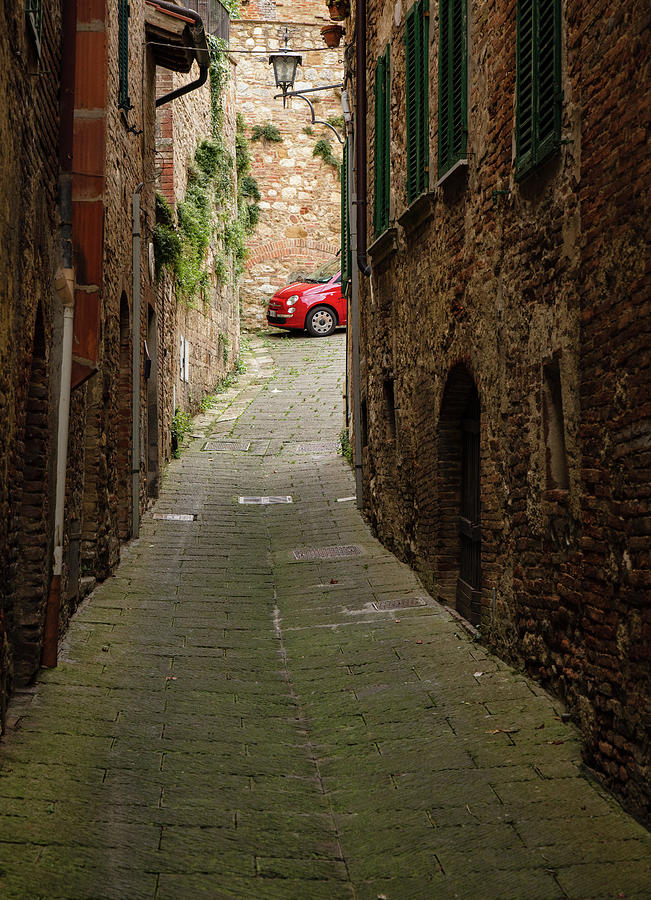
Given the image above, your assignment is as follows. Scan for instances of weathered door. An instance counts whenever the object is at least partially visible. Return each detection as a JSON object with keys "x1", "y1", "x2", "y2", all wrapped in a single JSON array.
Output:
[{"x1": 457, "y1": 393, "x2": 481, "y2": 625}]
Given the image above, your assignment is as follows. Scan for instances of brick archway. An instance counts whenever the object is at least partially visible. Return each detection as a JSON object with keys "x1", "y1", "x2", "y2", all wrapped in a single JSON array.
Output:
[{"x1": 246, "y1": 238, "x2": 339, "y2": 267}]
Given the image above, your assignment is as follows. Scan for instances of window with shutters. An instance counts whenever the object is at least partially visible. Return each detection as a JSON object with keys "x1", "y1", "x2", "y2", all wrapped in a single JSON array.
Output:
[
  {"x1": 341, "y1": 139, "x2": 352, "y2": 291},
  {"x1": 26, "y1": 0, "x2": 43, "y2": 55},
  {"x1": 438, "y1": 0, "x2": 467, "y2": 179},
  {"x1": 118, "y1": 0, "x2": 133, "y2": 111},
  {"x1": 516, "y1": 0, "x2": 562, "y2": 180},
  {"x1": 374, "y1": 47, "x2": 391, "y2": 237},
  {"x1": 405, "y1": 0, "x2": 429, "y2": 205}
]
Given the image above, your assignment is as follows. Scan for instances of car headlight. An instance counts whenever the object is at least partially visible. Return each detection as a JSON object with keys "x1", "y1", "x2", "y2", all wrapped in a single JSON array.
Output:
[{"x1": 287, "y1": 295, "x2": 299, "y2": 307}]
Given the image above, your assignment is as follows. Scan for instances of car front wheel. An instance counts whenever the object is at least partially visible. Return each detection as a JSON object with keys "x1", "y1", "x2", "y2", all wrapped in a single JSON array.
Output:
[{"x1": 306, "y1": 306, "x2": 336, "y2": 337}]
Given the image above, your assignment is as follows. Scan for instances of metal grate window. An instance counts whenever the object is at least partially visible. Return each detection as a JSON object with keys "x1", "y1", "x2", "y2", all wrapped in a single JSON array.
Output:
[
  {"x1": 516, "y1": 0, "x2": 562, "y2": 180},
  {"x1": 26, "y1": 0, "x2": 43, "y2": 55},
  {"x1": 118, "y1": 0, "x2": 132, "y2": 111},
  {"x1": 405, "y1": 0, "x2": 429, "y2": 205},
  {"x1": 438, "y1": 0, "x2": 467, "y2": 178},
  {"x1": 373, "y1": 46, "x2": 391, "y2": 237}
]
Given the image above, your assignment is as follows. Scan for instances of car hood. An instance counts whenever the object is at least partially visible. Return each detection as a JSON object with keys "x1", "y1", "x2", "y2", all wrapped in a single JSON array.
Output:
[{"x1": 272, "y1": 281, "x2": 333, "y2": 301}]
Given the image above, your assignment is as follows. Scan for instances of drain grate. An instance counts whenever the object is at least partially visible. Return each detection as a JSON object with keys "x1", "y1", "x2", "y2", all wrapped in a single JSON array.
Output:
[
  {"x1": 239, "y1": 496, "x2": 293, "y2": 505},
  {"x1": 374, "y1": 597, "x2": 427, "y2": 610},
  {"x1": 203, "y1": 439, "x2": 251, "y2": 452},
  {"x1": 152, "y1": 513, "x2": 197, "y2": 522},
  {"x1": 292, "y1": 441, "x2": 339, "y2": 453},
  {"x1": 292, "y1": 545, "x2": 363, "y2": 561}
]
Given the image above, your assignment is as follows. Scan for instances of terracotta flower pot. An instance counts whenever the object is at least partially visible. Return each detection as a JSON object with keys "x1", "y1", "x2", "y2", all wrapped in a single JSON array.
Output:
[
  {"x1": 320, "y1": 24, "x2": 344, "y2": 48},
  {"x1": 326, "y1": 0, "x2": 349, "y2": 22}
]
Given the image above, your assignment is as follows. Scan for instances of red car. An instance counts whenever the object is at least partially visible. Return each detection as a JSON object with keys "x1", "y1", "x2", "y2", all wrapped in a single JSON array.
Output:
[{"x1": 266, "y1": 257, "x2": 347, "y2": 337}]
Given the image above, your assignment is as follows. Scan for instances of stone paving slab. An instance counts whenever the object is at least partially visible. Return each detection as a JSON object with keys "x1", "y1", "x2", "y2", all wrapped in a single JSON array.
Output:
[{"x1": 0, "y1": 332, "x2": 649, "y2": 899}]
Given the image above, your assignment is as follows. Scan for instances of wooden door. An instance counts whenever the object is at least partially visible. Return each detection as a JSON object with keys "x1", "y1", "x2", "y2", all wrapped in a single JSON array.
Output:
[{"x1": 457, "y1": 393, "x2": 481, "y2": 625}]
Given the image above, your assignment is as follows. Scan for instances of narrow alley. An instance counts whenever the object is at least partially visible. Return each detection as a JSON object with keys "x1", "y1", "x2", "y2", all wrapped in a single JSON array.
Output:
[{"x1": 0, "y1": 333, "x2": 648, "y2": 899}]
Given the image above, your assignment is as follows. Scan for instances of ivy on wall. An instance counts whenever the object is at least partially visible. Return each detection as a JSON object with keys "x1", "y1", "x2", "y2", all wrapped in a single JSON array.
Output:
[{"x1": 153, "y1": 37, "x2": 260, "y2": 304}]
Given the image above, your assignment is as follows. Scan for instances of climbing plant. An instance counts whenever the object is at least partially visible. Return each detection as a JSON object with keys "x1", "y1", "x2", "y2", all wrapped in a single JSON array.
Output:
[
  {"x1": 251, "y1": 123, "x2": 283, "y2": 143},
  {"x1": 313, "y1": 138, "x2": 341, "y2": 179},
  {"x1": 153, "y1": 38, "x2": 260, "y2": 301}
]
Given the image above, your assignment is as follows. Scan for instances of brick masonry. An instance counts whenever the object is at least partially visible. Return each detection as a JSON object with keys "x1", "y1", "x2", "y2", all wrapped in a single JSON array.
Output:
[
  {"x1": 355, "y1": 0, "x2": 649, "y2": 819},
  {"x1": 231, "y1": 2, "x2": 344, "y2": 328},
  {"x1": 0, "y1": 0, "x2": 62, "y2": 707},
  {"x1": 0, "y1": 0, "x2": 240, "y2": 721},
  {"x1": 155, "y1": 59, "x2": 241, "y2": 461}
]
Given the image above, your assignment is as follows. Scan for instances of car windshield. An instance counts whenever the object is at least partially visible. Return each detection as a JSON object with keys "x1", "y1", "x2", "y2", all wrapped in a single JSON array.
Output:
[{"x1": 302, "y1": 257, "x2": 341, "y2": 283}]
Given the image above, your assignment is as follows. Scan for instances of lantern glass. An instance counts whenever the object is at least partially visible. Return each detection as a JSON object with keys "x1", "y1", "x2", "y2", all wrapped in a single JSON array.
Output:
[{"x1": 269, "y1": 51, "x2": 302, "y2": 92}]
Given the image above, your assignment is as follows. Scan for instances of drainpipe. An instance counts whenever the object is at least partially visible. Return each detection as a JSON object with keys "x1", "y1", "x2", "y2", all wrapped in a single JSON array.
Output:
[
  {"x1": 342, "y1": 90, "x2": 364, "y2": 508},
  {"x1": 355, "y1": 0, "x2": 370, "y2": 278},
  {"x1": 154, "y1": 6, "x2": 210, "y2": 108},
  {"x1": 42, "y1": 0, "x2": 78, "y2": 668},
  {"x1": 132, "y1": 184, "x2": 144, "y2": 538}
]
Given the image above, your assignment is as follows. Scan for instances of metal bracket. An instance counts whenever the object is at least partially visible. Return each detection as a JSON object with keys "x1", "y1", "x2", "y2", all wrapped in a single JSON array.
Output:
[{"x1": 274, "y1": 83, "x2": 345, "y2": 144}]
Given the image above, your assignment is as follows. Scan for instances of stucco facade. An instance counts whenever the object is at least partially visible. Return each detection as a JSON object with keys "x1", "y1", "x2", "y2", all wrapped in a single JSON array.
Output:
[{"x1": 347, "y1": 0, "x2": 649, "y2": 818}]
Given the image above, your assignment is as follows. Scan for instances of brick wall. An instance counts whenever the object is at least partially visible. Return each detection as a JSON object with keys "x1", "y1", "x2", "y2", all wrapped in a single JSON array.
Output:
[
  {"x1": 356, "y1": 0, "x2": 649, "y2": 818},
  {"x1": 0, "y1": 0, "x2": 62, "y2": 701},
  {"x1": 230, "y1": 4, "x2": 344, "y2": 328},
  {"x1": 155, "y1": 58, "x2": 241, "y2": 462}
]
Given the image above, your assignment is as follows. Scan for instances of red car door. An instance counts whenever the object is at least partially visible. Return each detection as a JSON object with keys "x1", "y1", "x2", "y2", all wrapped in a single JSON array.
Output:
[{"x1": 326, "y1": 273, "x2": 346, "y2": 325}]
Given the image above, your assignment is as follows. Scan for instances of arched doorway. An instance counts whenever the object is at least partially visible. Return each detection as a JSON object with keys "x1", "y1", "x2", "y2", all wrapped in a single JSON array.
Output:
[
  {"x1": 437, "y1": 365, "x2": 482, "y2": 626},
  {"x1": 146, "y1": 306, "x2": 159, "y2": 498}
]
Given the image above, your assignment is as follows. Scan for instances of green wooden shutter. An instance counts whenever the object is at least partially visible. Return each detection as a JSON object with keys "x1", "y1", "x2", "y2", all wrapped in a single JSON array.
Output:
[
  {"x1": 536, "y1": 0, "x2": 562, "y2": 161},
  {"x1": 374, "y1": 47, "x2": 391, "y2": 236},
  {"x1": 118, "y1": 0, "x2": 132, "y2": 111},
  {"x1": 406, "y1": 1, "x2": 429, "y2": 205},
  {"x1": 516, "y1": 0, "x2": 561, "y2": 179},
  {"x1": 341, "y1": 140, "x2": 351, "y2": 290},
  {"x1": 516, "y1": 0, "x2": 535, "y2": 175},
  {"x1": 417, "y1": 0, "x2": 429, "y2": 196},
  {"x1": 26, "y1": 0, "x2": 43, "y2": 54},
  {"x1": 438, "y1": 0, "x2": 467, "y2": 177}
]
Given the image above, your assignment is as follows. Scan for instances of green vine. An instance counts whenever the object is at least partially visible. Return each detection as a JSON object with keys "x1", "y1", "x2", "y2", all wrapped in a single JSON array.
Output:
[
  {"x1": 313, "y1": 138, "x2": 341, "y2": 179},
  {"x1": 251, "y1": 123, "x2": 283, "y2": 143},
  {"x1": 154, "y1": 38, "x2": 260, "y2": 298}
]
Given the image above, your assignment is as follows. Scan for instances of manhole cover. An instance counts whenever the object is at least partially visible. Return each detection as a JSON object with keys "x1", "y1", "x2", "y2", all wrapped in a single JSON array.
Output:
[
  {"x1": 203, "y1": 439, "x2": 251, "y2": 452},
  {"x1": 292, "y1": 442, "x2": 339, "y2": 453},
  {"x1": 152, "y1": 513, "x2": 197, "y2": 522},
  {"x1": 239, "y1": 496, "x2": 293, "y2": 505},
  {"x1": 292, "y1": 545, "x2": 363, "y2": 561},
  {"x1": 374, "y1": 597, "x2": 427, "y2": 610}
]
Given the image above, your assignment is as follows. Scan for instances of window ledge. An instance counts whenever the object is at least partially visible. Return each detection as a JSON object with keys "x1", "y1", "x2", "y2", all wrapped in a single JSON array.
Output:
[
  {"x1": 368, "y1": 227, "x2": 398, "y2": 272},
  {"x1": 436, "y1": 158, "x2": 469, "y2": 188},
  {"x1": 397, "y1": 192, "x2": 435, "y2": 236}
]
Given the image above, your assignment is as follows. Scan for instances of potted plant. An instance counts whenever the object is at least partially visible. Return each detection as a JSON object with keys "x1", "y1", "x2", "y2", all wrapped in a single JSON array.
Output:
[
  {"x1": 320, "y1": 23, "x2": 344, "y2": 47},
  {"x1": 325, "y1": 0, "x2": 349, "y2": 21}
]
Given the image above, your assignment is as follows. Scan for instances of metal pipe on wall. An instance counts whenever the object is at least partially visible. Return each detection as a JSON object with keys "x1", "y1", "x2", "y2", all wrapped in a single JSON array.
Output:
[
  {"x1": 342, "y1": 90, "x2": 364, "y2": 508},
  {"x1": 132, "y1": 184, "x2": 144, "y2": 538},
  {"x1": 42, "y1": 0, "x2": 78, "y2": 668}
]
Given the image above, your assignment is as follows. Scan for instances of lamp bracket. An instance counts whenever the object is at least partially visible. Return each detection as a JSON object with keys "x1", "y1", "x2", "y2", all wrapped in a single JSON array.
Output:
[{"x1": 274, "y1": 83, "x2": 345, "y2": 144}]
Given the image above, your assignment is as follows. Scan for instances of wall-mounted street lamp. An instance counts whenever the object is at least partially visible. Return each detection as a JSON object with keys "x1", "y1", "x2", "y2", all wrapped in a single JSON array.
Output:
[
  {"x1": 268, "y1": 27, "x2": 343, "y2": 142},
  {"x1": 269, "y1": 28, "x2": 303, "y2": 107}
]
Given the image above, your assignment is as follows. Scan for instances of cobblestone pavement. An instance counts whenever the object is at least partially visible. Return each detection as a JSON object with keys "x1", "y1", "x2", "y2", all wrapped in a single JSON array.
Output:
[{"x1": 1, "y1": 332, "x2": 649, "y2": 899}]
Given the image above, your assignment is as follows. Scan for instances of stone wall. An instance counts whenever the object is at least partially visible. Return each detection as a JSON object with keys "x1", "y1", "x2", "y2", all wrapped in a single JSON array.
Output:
[
  {"x1": 356, "y1": 0, "x2": 649, "y2": 818},
  {"x1": 231, "y1": 4, "x2": 344, "y2": 328},
  {"x1": 155, "y1": 58, "x2": 241, "y2": 464},
  {"x1": 0, "y1": 0, "x2": 63, "y2": 706}
]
